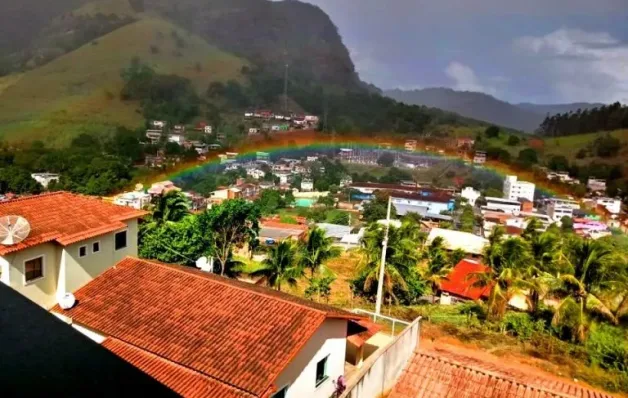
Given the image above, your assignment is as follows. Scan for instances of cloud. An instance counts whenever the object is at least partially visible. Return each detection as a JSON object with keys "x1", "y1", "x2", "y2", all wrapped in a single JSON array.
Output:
[
  {"x1": 515, "y1": 28, "x2": 628, "y2": 103},
  {"x1": 445, "y1": 62, "x2": 497, "y2": 95}
]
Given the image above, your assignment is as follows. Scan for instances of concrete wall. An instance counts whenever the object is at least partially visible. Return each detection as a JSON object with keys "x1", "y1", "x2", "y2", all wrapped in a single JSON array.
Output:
[
  {"x1": 341, "y1": 318, "x2": 420, "y2": 398},
  {"x1": 274, "y1": 319, "x2": 348, "y2": 398}
]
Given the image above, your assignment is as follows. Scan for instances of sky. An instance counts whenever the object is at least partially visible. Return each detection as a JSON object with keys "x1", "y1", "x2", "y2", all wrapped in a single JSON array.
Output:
[{"x1": 296, "y1": 0, "x2": 628, "y2": 104}]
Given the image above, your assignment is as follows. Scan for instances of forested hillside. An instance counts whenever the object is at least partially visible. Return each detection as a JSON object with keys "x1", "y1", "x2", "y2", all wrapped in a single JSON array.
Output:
[{"x1": 538, "y1": 102, "x2": 628, "y2": 136}]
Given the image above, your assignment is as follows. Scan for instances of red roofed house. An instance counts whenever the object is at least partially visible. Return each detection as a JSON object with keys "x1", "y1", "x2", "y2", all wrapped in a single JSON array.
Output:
[
  {"x1": 0, "y1": 192, "x2": 146, "y2": 308},
  {"x1": 52, "y1": 257, "x2": 368, "y2": 398},
  {"x1": 439, "y1": 259, "x2": 491, "y2": 301}
]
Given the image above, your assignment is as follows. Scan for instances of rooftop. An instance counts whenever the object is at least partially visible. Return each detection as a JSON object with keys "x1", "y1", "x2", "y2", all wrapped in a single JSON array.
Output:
[
  {"x1": 426, "y1": 228, "x2": 488, "y2": 256},
  {"x1": 391, "y1": 191, "x2": 453, "y2": 204},
  {"x1": 0, "y1": 192, "x2": 147, "y2": 255},
  {"x1": 52, "y1": 257, "x2": 363, "y2": 398},
  {"x1": 440, "y1": 259, "x2": 491, "y2": 301}
]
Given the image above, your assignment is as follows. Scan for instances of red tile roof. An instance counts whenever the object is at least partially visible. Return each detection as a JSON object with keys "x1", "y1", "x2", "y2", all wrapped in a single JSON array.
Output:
[
  {"x1": 390, "y1": 347, "x2": 614, "y2": 398},
  {"x1": 0, "y1": 192, "x2": 147, "y2": 255},
  {"x1": 347, "y1": 320, "x2": 382, "y2": 348},
  {"x1": 440, "y1": 260, "x2": 491, "y2": 301},
  {"x1": 53, "y1": 257, "x2": 362, "y2": 397}
]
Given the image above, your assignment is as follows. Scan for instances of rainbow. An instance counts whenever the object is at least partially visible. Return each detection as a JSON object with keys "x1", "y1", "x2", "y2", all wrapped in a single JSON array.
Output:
[{"x1": 144, "y1": 131, "x2": 569, "y2": 197}]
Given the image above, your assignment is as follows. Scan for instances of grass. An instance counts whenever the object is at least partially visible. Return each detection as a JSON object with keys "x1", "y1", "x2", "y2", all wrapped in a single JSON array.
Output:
[
  {"x1": 543, "y1": 129, "x2": 628, "y2": 162},
  {"x1": 0, "y1": 18, "x2": 247, "y2": 146}
]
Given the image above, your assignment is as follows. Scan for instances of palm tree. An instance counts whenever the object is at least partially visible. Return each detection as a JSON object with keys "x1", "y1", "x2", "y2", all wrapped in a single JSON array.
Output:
[
  {"x1": 301, "y1": 227, "x2": 341, "y2": 278},
  {"x1": 419, "y1": 237, "x2": 451, "y2": 303},
  {"x1": 151, "y1": 191, "x2": 189, "y2": 225},
  {"x1": 357, "y1": 222, "x2": 421, "y2": 303},
  {"x1": 551, "y1": 238, "x2": 622, "y2": 342},
  {"x1": 251, "y1": 240, "x2": 304, "y2": 292}
]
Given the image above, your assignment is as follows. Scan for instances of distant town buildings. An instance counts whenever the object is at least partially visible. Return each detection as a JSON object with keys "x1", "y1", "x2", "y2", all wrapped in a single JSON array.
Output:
[{"x1": 503, "y1": 175, "x2": 535, "y2": 202}]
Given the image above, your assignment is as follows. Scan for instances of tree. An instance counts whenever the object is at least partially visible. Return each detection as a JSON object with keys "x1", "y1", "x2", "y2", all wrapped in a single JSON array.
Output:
[
  {"x1": 251, "y1": 240, "x2": 303, "y2": 291},
  {"x1": 485, "y1": 125, "x2": 500, "y2": 138},
  {"x1": 459, "y1": 205, "x2": 475, "y2": 232},
  {"x1": 362, "y1": 191, "x2": 396, "y2": 223},
  {"x1": 377, "y1": 152, "x2": 395, "y2": 167},
  {"x1": 0, "y1": 167, "x2": 42, "y2": 194},
  {"x1": 419, "y1": 237, "x2": 451, "y2": 302},
  {"x1": 300, "y1": 227, "x2": 341, "y2": 278},
  {"x1": 548, "y1": 155, "x2": 569, "y2": 172},
  {"x1": 150, "y1": 191, "x2": 190, "y2": 225},
  {"x1": 256, "y1": 189, "x2": 286, "y2": 215},
  {"x1": 200, "y1": 200, "x2": 260, "y2": 276},
  {"x1": 305, "y1": 275, "x2": 336, "y2": 302},
  {"x1": 517, "y1": 148, "x2": 539, "y2": 166},
  {"x1": 507, "y1": 135, "x2": 520, "y2": 146}
]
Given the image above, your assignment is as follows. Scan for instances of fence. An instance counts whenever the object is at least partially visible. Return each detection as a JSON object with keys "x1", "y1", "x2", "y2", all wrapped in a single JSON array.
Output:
[{"x1": 341, "y1": 311, "x2": 421, "y2": 398}]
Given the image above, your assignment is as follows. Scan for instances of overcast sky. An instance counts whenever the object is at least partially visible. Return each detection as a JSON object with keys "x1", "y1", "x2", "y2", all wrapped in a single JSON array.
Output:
[{"x1": 296, "y1": 0, "x2": 628, "y2": 104}]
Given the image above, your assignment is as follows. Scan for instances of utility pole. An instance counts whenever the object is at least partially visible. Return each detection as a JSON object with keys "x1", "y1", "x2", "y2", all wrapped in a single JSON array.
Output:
[{"x1": 375, "y1": 195, "x2": 392, "y2": 315}]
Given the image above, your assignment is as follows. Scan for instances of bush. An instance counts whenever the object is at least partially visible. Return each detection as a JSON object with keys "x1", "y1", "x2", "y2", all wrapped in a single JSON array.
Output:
[
  {"x1": 500, "y1": 312, "x2": 545, "y2": 341},
  {"x1": 507, "y1": 135, "x2": 520, "y2": 146},
  {"x1": 485, "y1": 125, "x2": 500, "y2": 138},
  {"x1": 586, "y1": 324, "x2": 628, "y2": 373}
]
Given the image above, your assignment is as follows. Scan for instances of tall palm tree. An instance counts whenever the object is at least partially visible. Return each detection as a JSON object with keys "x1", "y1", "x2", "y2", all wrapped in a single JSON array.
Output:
[
  {"x1": 151, "y1": 191, "x2": 189, "y2": 225},
  {"x1": 251, "y1": 240, "x2": 303, "y2": 292},
  {"x1": 551, "y1": 238, "x2": 622, "y2": 342},
  {"x1": 419, "y1": 236, "x2": 451, "y2": 303},
  {"x1": 301, "y1": 227, "x2": 341, "y2": 278},
  {"x1": 357, "y1": 222, "x2": 421, "y2": 303}
]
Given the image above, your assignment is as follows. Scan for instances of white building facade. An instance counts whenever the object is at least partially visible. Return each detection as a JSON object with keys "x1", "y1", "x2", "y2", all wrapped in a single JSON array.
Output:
[
  {"x1": 503, "y1": 175, "x2": 535, "y2": 202},
  {"x1": 460, "y1": 187, "x2": 481, "y2": 207}
]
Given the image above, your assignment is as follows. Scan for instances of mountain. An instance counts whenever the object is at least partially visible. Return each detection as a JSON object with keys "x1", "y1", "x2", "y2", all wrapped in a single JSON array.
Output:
[
  {"x1": 516, "y1": 102, "x2": 605, "y2": 116},
  {"x1": 385, "y1": 87, "x2": 604, "y2": 133}
]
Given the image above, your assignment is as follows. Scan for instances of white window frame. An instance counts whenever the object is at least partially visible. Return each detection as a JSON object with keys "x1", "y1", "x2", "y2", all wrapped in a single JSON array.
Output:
[
  {"x1": 114, "y1": 230, "x2": 128, "y2": 251},
  {"x1": 315, "y1": 355, "x2": 330, "y2": 388},
  {"x1": 78, "y1": 245, "x2": 88, "y2": 258},
  {"x1": 92, "y1": 241, "x2": 101, "y2": 254},
  {"x1": 23, "y1": 255, "x2": 45, "y2": 286}
]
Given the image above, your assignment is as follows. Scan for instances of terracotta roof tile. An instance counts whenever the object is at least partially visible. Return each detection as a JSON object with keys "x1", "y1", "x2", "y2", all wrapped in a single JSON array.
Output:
[
  {"x1": 440, "y1": 260, "x2": 492, "y2": 301},
  {"x1": 0, "y1": 192, "x2": 147, "y2": 255},
  {"x1": 390, "y1": 348, "x2": 615, "y2": 398},
  {"x1": 53, "y1": 257, "x2": 361, "y2": 397}
]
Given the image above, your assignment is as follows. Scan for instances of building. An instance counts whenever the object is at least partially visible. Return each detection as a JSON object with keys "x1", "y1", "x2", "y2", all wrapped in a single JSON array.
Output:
[
  {"x1": 113, "y1": 191, "x2": 151, "y2": 210},
  {"x1": 340, "y1": 175, "x2": 353, "y2": 188},
  {"x1": 391, "y1": 192, "x2": 454, "y2": 215},
  {"x1": 0, "y1": 283, "x2": 176, "y2": 397},
  {"x1": 301, "y1": 179, "x2": 314, "y2": 192},
  {"x1": 426, "y1": 228, "x2": 488, "y2": 256},
  {"x1": 440, "y1": 259, "x2": 490, "y2": 301},
  {"x1": 503, "y1": 175, "x2": 535, "y2": 202},
  {"x1": 52, "y1": 257, "x2": 368, "y2": 398},
  {"x1": 0, "y1": 192, "x2": 146, "y2": 308},
  {"x1": 547, "y1": 202, "x2": 574, "y2": 222},
  {"x1": 473, "y1": 151, "x2": 486, "y2": 164},
  {"x1": 145, "y1": 129, "x2": 163, "y2": 143},
  {"x1": 484, "y1": 196, "x2": 522, "y2": 215},
  {"x1": 168, "y1": 134, "x2": 184, "y2": 145},
  {"x1": 596, "y1": 197, "x2": 622, "y2": 214},
  {"x1": 460, "y1": 187, "x2": 481, "y2": 206},
  {"x1": 276, "y1": 172, "x2": 291, "y2": 185},
  {"x1": 259, "y1": 221, "x2": 308, "y2": 243},
  {"x1": 547, "y1": 197, "x2": 580, "y2": 210},
  {"x1": 257, "y1": 151, "x2": 271, "y2": 162},
  {"x1": 315, "y1": 223, "x2": 353, "y2": 242},
  {"x1": 247, "y1": 168, "x2": 266, "y2": 180},
  {"x1": 404, "y1": 140, "x2": 417, "y2": 152},
  {"x1": 587, "y1": 178, "x2": 607, "y2": 193},
  {"x1": 148, "y1": 181, "x2": 180, "y2": 196},
  {"x1": 31, "y1": 173, "x2": 60, "y2": 188}
]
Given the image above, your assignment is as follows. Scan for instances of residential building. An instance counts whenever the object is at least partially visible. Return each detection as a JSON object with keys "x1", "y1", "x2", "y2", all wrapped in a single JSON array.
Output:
[
  {"x1": 460, "y1": 187, "x2": 481, "y2": 206},
  {"x1": 588, "y1": 178, "x2": 607, "y2": 192},
  {"x1": 547, "y1": 197, "x2": 580, "y2": 210},
  {"x1": 173, "y1": 124, "x2": 185, "y2": 133},
  {"x1": 315, "y1": 223, "x2": 353, "y2": 242},
  {"x1": 547, "y1": 202, "x2": 574, "y2": 222},
  {"x1": 391, "y1": 192, "x2": 454, "y2": 215},
  {"x1": 596, "y1": 197, "x2": 622, "y2": 214},
  {"x1": 249, "y1": 128, "x2": 260, "y2": 135},
  {"x1": 503, "y1": 175, "x2": 535, "y2": 202},
  {"x1": 0, "y1": 283, "x2": 175, "y2": 397},
  {"x1": 439, "y1": 259, "x2": 490, "y2": 302},
  {"x1": 204, "y1": 125, "x2": 212, "y2": 134},
  {"x1": 340, "y1": 175, "x2": 353, "y2": 188},
  {"x1": 306, "y1": 155, "x2": 319, "y2": 162},
  {"x1": 456, "y1": 138, "x2": 475, "y2": 148},
  {"x1": 473, "y1": 151, "x2": 486, "y2": 164},
  {"x1": 484, "y1": 196, "x2": 522, "y2": 214},
  {"x1": 426, "y1": 228, "x2": 488, "y2": 256},
  {"x1": 404, "y1": 140, "x2": 417, "y2": 152},
  {"x1": 52, "y1": 257, "x2": 368, "y2": 398},
  {"x1": 168, "y1": 133, "x2": 184, "y2": 145},
  {"x1": 247, "y1": 168, "x2": 266, "y2": 180},
  {"x1": 0, "y1": 192, "x2": 145, "y2": 308},
  {"x1": 150, "y1": 120, "x2": 167, "y2": 129},
  {"x1": 31, "y1": 172, "x2": 60, "y2": 188},
  {"x1": 276, "y1": 172, "x2": 291, "y2": 185},
  {"x1": 257, "y1": 151, "x2": 270, "y2": 162},
  {"x1": 113, "y1": 191, "x2": 151, "y2": 210},
  {"x1": 301, "y1": 179, "x2": 314, "y2": 192},
  {"x1": 259, "y1": 221, "x2": 309, "y2": 243},
  {"x1": 145, "y1": 130, "x2": 163, "y2": 144},
  {"x1": 148, "y1": 181, "x2": 179, "y2": 196}
]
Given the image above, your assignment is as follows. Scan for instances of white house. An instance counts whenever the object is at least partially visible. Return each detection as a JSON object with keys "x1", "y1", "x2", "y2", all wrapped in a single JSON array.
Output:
[
  {"x1": 52, "y1": 257, "x2": 368, "y2": 398},
  {"x1": 113, "y1": 191, "x2": 151, "y2": 210},
  {"x1": 276, "y1": 172, "x2": 291, "y2": 185},
  {"x1": 460, "y1": 187, "x2": 481, "y2": 207},
  {"x1": 596, "y1": 197, "x2": 622, "y2": 214},
  {"x1": 426, "y1": 228, "x2": 488, "y2": 256},
  {"x1": 301, "y1": 179, "x2": 314, "y2": 192},
  {"x1": 249, "y1": 128, "x2": 259, "y2": 135},
  {"x1": 473, "y1": 151, "x2": 487, "y2": 165},
  {"x1": 390, "y1": 192, "x2": 454, "y2": 215},
  {"x1": 484, "y1": 196, "x2": 522, "y2": 215},
  {"x1": 168, "y1": 134, "x2": 184, "y2": 145},
  {"x1": 547, "y1": 202, "x2": 574, "y2": 222},
  {"x1": 587, "y1": 178, "x2": 607, "y2": 193},
  {"x1": 503, "y1": 175, "x2": 535, "y2": 202},
  {"x1": 204, "y1": 125, "x2": 212, "y2": 134},
  {"x1": 404, "y1": 140, "x2": 417, "y2": 152},
  {"x1": 150, "y1": 120, "x2": 166, "y2": 129},
  {"x1": 0, "y1": 192, "x2": 145, "y2": 309},
  {"x1": 247, "y1": 168, "x2": 266, "y2": 180},
  {"x1": 31, "y1": 173, "x2": 60, "y2": 188}
]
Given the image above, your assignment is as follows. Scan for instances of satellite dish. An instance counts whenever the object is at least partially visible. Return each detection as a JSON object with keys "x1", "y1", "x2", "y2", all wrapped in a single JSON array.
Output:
[
  {"x1": 58, "y1": 293, "x2": 76, "y2": 310},
  {"x1": 0, "y1": 216, "x2": 31, "y2": 246},
  {"x1": 195, "y1": 256, "x2": 214, "y2": 273}
]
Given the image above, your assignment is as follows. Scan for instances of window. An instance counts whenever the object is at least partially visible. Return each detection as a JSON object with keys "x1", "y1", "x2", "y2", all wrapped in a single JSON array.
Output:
[
  {"x1": 92, "y1": 241, "x2": 100, "y2": 254},
  {"x1": 24, "y1": 256, "x2": 44, "y2": 283},
  {"x1": 315, "y1": 356, "x2": 328, "y2": 387},
  {"x1": 79, "y1": 245, "x2": 87, "y2": 258},
  {"x1": 271, "y1": 386, "x2": 288, "y2": 398},
  {"x1": 114, "y1": 231, "x2": 127, "y2": 251}
]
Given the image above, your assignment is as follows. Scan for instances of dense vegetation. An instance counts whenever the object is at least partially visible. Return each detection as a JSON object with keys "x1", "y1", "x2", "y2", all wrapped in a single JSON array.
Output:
[{"x1": 539, "y1": 102, "x2": 628, "y2": 136}]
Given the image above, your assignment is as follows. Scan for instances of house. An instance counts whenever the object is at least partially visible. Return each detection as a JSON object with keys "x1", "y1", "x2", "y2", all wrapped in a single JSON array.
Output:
[
  {"x1": 316, "y1": 223, "x2": 353, "y2": 242},
  {"x1": 113, "y1": 191, "x2": 151, "y2": 210},
  {"x1": 244, "y1": 111, "x2": 254, "y2": 118},
  {"x1": 473, "y1": 151, "x2": 486, "y2": 164},
  {"x1": 247, "y1": 168, "x2": 266, "y2": 180},
  {"x1": 389, "y1": 345, "x2": 614, "y2": 398},
  {"x1": 483, "y1": 196, "x2": 522, "y2": 215},
  {"x1": 173, "y1": 124, "x2": 186, "y2": 133},
  {"x1": 547, "y1": 201, "x2": 574, "y2": 222},
  {"x1": 145, "y1": 154, "x2": 165, "y2": 168},
  {"x1": 276, "y1": 172, "x2": 291, "y2": 185},
  {"x1": 249, "y1": 128, "x2": 260, "y2": 135},
  {"x1": 439, "y1": 259, "x2": 490, "y2": 301},
  {"x1": 391, "y1": 192, "x2": 454, "y2": 215},
  {"x1": 587, "y1": 178, "x2": 607, "y2": 192},
  {"x1": 259, "y1": 221, "x2": 309, "y2": 243},
  {"x1": 150, "y1": 120, "x2": 167, "y2": 129},
  {"x1": 456, "y1": 137, "x2": 475, "y2": 148},
  {"x1": 257, "y1": 151, "x2": 271, "y2": 162},
  {"x1": 148, "y1": 181, "x2": 180, "y2": 196},
  {"x1": 168, "y1": 133, "x2": 184, "y2": 145},
  {"x1": 503, "y1": 175, "x2": 535, "y2": 202},
  {"x1": 0, "y1": 283, "x2": 176, "y2": 397},
  {"x1": 404, "y1": 140, "x2": 417, "y2": 152},
  {"x1": 52, "y1": 257, "x2": 368, "y2": 398},
  {"x1": 460, "y1": 187, "x2": 481, "y2": 206},
  {"x1": 426, "y1": 228, "x2": 488, "y2": 256},
  {"x1": 595, "y1": 197, "x2": 622, "y2": 214},
  {"x1": 145, "y1": 129, "x2": 163, "y2": 143},
  {"x1": 306, "y1": 155, "x2": 319, "y2": 162},
  {"x1": 31, "y1": 172, "x2": 60, "y2": 188},
  {"x1": 301, "y1": 179, "x2": 314, "y2": 192},
  {"x1": 0, "y1": 192, "x2": 146, "y2": 308}
]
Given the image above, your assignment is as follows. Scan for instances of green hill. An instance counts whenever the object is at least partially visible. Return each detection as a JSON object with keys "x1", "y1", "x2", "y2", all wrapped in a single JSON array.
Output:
[{"x1": 0, "y1": 18, "x2": 246, "y2": 146}]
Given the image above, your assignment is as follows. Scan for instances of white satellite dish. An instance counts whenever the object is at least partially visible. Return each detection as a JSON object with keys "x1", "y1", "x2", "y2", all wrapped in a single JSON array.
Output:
[
  {"x1": 195, "y1": 256, "x2": 214, "y2": 273},
  {"x1": 0, "y1": 216, "x2": 31, "y2": 246},
  {"x1": 58, "y1": 293, "x2": 76, "y2": 310}
]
